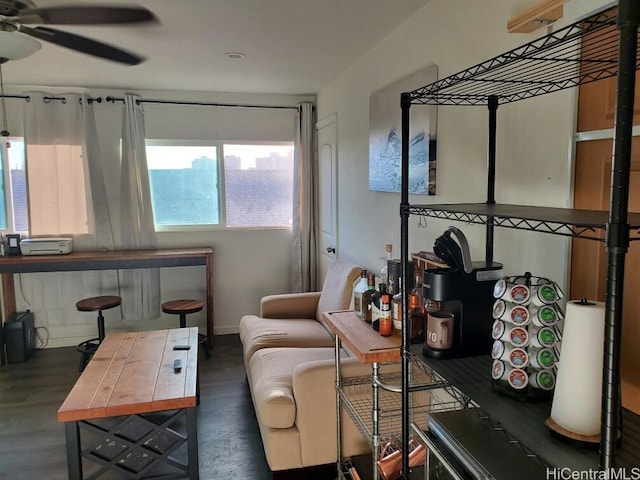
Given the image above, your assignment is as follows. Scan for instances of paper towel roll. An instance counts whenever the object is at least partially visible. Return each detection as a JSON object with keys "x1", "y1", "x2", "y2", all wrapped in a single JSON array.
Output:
[{"x1": 550, "y1": 299, "x2": 604, "y2": 436}]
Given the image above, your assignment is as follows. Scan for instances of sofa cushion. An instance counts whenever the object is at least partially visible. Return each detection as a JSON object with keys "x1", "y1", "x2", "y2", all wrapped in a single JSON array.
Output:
[
  {"x1": 315, "y1": 260, "x2": 361, "y2": 322},
  {"x1": 248, "y1": 347, "x2": 344, "y2": 429},
  {"x1": 239, "y1": 315, "x2": 334, "y2": 366}
]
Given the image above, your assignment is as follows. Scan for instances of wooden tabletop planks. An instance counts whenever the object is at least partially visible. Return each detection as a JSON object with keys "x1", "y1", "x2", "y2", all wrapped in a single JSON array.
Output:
[
  {"x1": 321, "y1": 310, "x2": 401, "y2": 364},
  {"x1": 154, "y1": 328, "x2": 199, "y2": 409},
  {"x1": 58, "y1": 328, "x2": 198, "y2": 423}
]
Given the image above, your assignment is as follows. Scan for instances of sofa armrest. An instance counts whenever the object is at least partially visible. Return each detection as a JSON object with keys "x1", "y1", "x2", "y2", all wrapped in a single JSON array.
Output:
[
  {"x1": 292, "y1": 358, "x2": 382, "y2": 466},
  {"x1": 260, "y1": 291, "x2": 322, "y2": 319}
]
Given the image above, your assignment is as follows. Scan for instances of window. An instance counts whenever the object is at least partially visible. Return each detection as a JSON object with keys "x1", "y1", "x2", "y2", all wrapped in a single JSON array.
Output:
[
  {"x1": 1, "y1": 139, "x2": 295, "y2": 234},
  {"x1": 1, "y1": 138, "x2": 90, "y2": 236},
  {"x1": 0, "y1": 138, "x2": 29, "y2": 233},
  {"x1": 224, "y1": 144, "x2": 294, "y2": 228},
  {"x1": 146, "y1": 141, "x2": 294, "y2": 229},
  {"x1": 146, "y1": 142, "x2": 221, "y2": 227}
]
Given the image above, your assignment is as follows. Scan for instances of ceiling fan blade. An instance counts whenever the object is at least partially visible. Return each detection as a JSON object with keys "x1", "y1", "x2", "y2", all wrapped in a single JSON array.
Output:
[
  {"x1": 20, "y1": 26, "x2": 145, "y2": 65},
  {"x1": 18, "y1": 5, "x2": 157, "y2": 25}
]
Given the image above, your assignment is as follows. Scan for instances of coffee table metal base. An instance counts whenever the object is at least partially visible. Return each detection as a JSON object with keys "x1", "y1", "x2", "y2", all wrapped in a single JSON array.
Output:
[{"x1": 64, "y1": 407, "x2": 198, "y2": 480}]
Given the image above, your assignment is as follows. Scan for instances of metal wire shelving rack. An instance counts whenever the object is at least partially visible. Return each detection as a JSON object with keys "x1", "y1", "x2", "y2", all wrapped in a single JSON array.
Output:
[{"x1": 399, "y1": 2, "x2": 640, "y2": 476}]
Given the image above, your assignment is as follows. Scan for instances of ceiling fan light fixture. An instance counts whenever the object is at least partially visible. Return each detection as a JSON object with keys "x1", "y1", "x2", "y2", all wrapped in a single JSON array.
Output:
[{"x1": 0, "y1": 30, "x2": 41, "y2": 61}]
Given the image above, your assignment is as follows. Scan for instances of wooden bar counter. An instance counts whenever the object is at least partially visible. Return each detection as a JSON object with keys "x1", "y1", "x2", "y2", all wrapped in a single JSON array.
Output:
[{"x1": 0, "y1": 247, "x2": 214, "y2": 360}]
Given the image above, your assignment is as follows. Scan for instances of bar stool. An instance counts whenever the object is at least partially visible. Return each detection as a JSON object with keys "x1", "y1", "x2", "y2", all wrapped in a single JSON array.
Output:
[
  {"x1": 162, "y1": 299, "x2": 210, "y2": 359},
  {"x1": 75, "y1": 295, "x2": 121, "y2": 372}
]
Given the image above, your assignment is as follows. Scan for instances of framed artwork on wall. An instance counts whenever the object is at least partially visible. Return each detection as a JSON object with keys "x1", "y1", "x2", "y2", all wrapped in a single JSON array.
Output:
[{"x1": 369, "y1": 64, "x2": 438, "y2": 195}]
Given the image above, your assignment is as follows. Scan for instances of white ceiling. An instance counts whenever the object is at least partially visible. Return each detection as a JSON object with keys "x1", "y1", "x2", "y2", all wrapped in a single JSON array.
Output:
[{"x1": 2, "y1": 0, "x2": 431, "y2": 95}]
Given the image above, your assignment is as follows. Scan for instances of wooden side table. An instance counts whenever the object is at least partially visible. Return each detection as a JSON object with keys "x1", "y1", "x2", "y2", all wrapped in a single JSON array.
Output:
[
  {"x1": 320, "y1": 311, "x2": 401, "y2": 480},
  {"x1": 321, "y1": 311, "x2": 465, "y2": 480}
]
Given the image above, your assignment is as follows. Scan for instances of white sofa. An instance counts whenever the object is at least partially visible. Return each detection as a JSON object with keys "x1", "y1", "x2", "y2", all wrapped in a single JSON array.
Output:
[{"x1": 239, "y1": 259, "x2": 373, "y2": 474}]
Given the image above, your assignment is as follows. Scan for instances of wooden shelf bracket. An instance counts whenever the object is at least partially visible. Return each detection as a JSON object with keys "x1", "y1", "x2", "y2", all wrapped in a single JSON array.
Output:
[{"x1": 507, "y1": 0, "x2": 567, "y2": 33}]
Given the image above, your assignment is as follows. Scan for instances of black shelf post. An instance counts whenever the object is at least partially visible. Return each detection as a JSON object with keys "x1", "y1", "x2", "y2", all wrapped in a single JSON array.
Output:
[
  {"x1": 601, "y1": 0, "x2": 639, "y2": 469},
  {"x1": 486, "y1": 95, "x2": 499, "y2": 265},
  {"x1": 400, "y1": 92, "x2": 412, "y2": 479}
]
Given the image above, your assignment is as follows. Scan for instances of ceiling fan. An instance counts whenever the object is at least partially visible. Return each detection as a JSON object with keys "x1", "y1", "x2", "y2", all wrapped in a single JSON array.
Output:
[{"x1": 0, "y1": 0, "x2": 157, "y2": 65}]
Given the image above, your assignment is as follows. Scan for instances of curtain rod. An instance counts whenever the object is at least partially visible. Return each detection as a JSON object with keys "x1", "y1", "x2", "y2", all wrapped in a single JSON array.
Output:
[
  {"x1": 0, "y1": 94, "x2": 302, "y2": 110},
  {"x1": 0, "y1": 94, "x2": 102, "y2": 104},
  {"x1": 105, "y1": 96, "x2": 299, "y2": 110}
]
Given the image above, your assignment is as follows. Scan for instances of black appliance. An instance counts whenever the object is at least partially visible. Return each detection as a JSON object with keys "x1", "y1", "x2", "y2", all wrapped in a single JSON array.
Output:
[
  {"x1": 422, "y1": 409, "x2": 547, "y2": 479},
  {"x1": 3, "y1": 311, "x2": 36, "y2": 363},
  {"x1": 423, "y1": 227, "x2": 502, "y2": 359},
  {"x1": 6, "y1": 233, "x2": 21, "y2": 256}
]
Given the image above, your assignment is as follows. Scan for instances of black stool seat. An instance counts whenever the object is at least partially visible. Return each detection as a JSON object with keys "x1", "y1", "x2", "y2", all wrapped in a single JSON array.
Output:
[
  {"x1": 162, "y1": 299, "x2": 209, "y2": 359},
  {"x1": 76, "y1": 295, "x2": 121, "y2": 372}
]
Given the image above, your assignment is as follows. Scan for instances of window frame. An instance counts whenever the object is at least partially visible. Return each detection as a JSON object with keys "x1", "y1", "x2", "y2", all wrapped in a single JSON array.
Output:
[{"x1": 146, "y1": 139, "x2": 295, "y2": 232}]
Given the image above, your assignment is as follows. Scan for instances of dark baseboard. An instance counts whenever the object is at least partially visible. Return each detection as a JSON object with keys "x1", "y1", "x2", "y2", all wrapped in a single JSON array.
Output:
[{"x1": 272, "y1": 463, "x2": 336, "y2": 480}]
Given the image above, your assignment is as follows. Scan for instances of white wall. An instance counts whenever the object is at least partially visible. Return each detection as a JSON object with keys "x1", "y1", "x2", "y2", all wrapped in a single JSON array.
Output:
[
  {"x1": 316, "y1": 0, "x2": 588, "y2": 291},
  {"x1": 2, "y1": 87, "x2": 312, "y2": 347}
]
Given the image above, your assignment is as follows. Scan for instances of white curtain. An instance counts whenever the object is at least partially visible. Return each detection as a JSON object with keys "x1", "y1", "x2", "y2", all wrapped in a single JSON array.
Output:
[
  {"x1": 22, "y1": 92, "x2": 117, "y2": 326},
  {"x1": 119, "y1": 93, "x2": 160, "y2": 320},
  {"x1": 291, "y1": 102, "x2": 317, "y2": 292}
]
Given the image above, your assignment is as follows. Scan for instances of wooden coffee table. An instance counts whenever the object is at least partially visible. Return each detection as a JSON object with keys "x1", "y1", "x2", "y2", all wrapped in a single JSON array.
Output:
[{"x1": 57, "y1": 328, "x2": 200, "y2": 479}]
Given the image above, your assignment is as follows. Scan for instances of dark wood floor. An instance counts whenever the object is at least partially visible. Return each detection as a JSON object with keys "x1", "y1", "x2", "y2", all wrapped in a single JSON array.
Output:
[{"x1": 0, "y1": 335, "x2": 273, "y2": 480}]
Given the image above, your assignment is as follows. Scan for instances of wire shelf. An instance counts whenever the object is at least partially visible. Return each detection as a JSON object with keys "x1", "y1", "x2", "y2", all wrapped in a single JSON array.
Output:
[
  {"x1": 339, "y1": 355, "x2": 475, "y2": 446},
  {"x1": 407, "y1": 7, "x2": 634, "y2": 106},
  {"x1": 405, "y1": 203, "x2": 640, "y2": 241}
]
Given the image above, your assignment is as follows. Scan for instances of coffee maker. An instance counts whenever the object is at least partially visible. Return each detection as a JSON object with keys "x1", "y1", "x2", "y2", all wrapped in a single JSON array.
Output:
[{"x1": 422, "y1": 227, "x2": 503, "y2": 359}]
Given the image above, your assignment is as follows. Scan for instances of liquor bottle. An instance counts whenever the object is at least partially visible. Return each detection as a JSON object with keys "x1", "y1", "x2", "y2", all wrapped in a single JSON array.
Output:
[
  {"x1": 361, "y1": 273, "x2": 376, "y2": 323},
  {"x1": 410, "y1": 268, "x2": 424, "y2": 314},
  {"x1": 408, "y1": 293, "x2": 426, "y2": 344},
  {"x1": 380, "y1": 244, "x2": 393, "y2": 285},
  {"x1": 353, "y1": 269, "x2": 368, "y2": 319},
  {"x1": 392, "y1": 277, "x2": 403, "y2": 331},
  {"x1": 371, "y1": 283, "x2": 388, "y2": 332},
  {"x1": 379, "y1": 291, "x2": 392, "y2": 337}
]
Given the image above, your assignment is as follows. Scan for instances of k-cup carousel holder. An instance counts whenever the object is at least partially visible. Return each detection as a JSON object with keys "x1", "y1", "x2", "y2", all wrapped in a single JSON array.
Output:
[{"x1": 490, "y1": 272, "x2": 563, "y2": 402}]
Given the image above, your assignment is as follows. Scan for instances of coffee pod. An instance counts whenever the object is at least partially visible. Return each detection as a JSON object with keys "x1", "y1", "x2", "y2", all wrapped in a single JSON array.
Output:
[
  {"x1": 508, "y1": 284, "x2": 530, "y2": 304},
  {"x1": 498, "y1": 325, "x2": 529, "y2": 347},
  {"x1": 493, "y1": 280, "x2": 530, "y2": 304},
  {"x1": 506, "y1": 347, "x2": 529, "y2": 368},
  {"x1": 508, "y1": 368, "x2": 529, "y2": 390},
  {"x1": 531, "y1": 283, "x2": 559, "y2": 306},
  {"x1": 491, "y1": 340, "x2": 506, "y2": 360},
  {"x1": 491, "y1": 320, "x2": 505, "y2": 340},
  {"x1": 493, "y1": 300, "x2": 529, "y2": 325},
  {"x1": 529, "y1": 347, "x2": 556, "y2": 369},
  {"x1": 529, "y1": 305, "x2": 559, "y2": 327},
  {"x1": 492, "y1": 299, "x2": 506, "y2": 319},
  {"x1": 507, "y1": 304, "x2": 529, "y2": 326},
  {"x1": 491, "y1": 359, "x2": 507, "y2": 380},
  {"x1": 493, "y1": 279, "x2": 507, "y2": 299},
  {"x1": 493, "y1": 341, "x2": 528, "y2": 367},
  {"x1": 529, "y1": 369, "x2": 555, "y2": 391},
  {"x1": 530, "y1": 326, "x2": 557, "y2": 348}
]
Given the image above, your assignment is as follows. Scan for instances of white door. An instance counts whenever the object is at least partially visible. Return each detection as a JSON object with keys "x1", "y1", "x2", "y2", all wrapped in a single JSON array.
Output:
[{"x1": 316, "y1": 113, "x2": 338, "y2": 284}]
